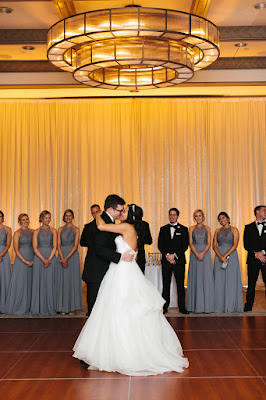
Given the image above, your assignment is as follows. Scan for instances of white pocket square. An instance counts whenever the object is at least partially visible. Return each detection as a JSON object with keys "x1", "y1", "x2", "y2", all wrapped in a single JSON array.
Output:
[{"x1": 175, "y1": 232, "x2": 181, "y2": 235}]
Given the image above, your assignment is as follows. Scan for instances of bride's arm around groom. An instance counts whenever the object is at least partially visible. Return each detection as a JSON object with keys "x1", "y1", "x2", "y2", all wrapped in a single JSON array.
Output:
[{"x1": 96, "y1": 209, "x2": 137, "y2": 254}]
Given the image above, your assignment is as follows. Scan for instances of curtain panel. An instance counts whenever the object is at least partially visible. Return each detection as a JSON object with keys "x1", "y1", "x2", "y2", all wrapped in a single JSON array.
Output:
[{"x1": 0, "y1": 97, "x2": 265, "y2": 284}]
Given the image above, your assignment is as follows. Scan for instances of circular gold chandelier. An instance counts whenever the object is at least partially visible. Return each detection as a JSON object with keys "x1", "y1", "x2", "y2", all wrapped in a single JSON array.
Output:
[{"x1": 47, "y1": 6, "x2": 220, "y2": 90}]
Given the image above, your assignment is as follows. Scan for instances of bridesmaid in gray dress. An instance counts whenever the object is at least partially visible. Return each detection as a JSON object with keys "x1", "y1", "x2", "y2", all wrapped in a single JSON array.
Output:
[
  {"x1": 187, "y1": 209, "x2": 215, "y2": 313},
  {"x1": 30, "y1": 210, "x2": 58, "y2": 316},
  {"x1": 213, "y1": 212, "x2": 243, "y2": 313},
  {"x1": 5, "y1": 213, "x2": 34, "y2": 315},
  {"x1": 0, "y1": 210, "x2": 12, "y2": 313},
  {"x1": 56, "y1": 209, "x2": 83, "y2": 315}
]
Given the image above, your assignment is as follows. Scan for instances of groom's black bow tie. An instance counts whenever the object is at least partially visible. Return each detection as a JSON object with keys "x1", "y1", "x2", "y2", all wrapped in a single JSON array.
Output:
[
  {"x1": 169, "y1": 224, "x2": 178, "y2": 229},
  {"x1": 257, "y1": 222, "x2": 264, "y2": 226}
]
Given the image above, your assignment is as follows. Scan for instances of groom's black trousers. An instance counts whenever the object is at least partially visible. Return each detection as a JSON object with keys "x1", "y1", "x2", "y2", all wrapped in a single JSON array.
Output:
[{"x1": 86, "y1": 282, "x2": 101, "y2": 314}]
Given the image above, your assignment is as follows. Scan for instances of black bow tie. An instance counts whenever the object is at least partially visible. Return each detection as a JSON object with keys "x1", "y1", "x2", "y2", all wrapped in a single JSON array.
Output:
[
  {"x1": 169, "y1": 224, "x2": 178, "y2": 229},
  {"x1": 257, "y1": 222, "x2": 264, "y2": 226}
]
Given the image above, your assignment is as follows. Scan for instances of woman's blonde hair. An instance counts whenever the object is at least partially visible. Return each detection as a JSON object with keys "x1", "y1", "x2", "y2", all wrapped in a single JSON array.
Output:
[
  {"x1": 193, "y1": 209, "x2": 205, "y2": 222},
  {"x1": 18, "y1": 213, "x2": 29, "y2": 224},
  {"x1": 39, "y1": 210, "x2": 51, "y2": 223}
]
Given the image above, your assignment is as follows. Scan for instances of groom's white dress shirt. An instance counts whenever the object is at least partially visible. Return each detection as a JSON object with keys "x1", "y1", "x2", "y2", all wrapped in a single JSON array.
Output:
[{"x1": 106, "y1": 211, "x2": 114, "y2": 223}]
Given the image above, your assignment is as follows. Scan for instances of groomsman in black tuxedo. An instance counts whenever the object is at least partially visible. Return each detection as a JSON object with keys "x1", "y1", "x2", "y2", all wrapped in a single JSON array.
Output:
[
  {"x1": 80, "y1": 204, "x2": 101, "y2": 315},
  {"x1": 158, "y1": 208, "x2": 189, "y2": 314},
  {"x1": 244, "y1": 205, "x2": 266, "y2": 312},
  {"x1": 80, "y1": 196, "x2": 134, "y2": 315}
]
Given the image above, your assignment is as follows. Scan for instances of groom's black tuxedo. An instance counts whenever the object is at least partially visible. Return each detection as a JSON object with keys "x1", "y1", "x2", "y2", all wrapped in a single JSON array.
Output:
[
  {"x1": 244, "y1": 221, "x2": 266, "y2": 310},
  {"x1": 158, "y1": 223, "x2": 189, "y2": 312},
  {"x1": 80, "y1": 212, "x2": 121, "y2": 313}
]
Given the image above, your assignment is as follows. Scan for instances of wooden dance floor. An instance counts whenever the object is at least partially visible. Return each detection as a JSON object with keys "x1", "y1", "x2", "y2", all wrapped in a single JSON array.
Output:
[{"x1": 0, "y1": 315, "x2": 265, "y2": 400}]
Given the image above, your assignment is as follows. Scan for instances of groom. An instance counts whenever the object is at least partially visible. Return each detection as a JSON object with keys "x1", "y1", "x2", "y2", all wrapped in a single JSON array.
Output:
[{"x1": 85, "y1": 194, "x2": 134, "y2": 314}]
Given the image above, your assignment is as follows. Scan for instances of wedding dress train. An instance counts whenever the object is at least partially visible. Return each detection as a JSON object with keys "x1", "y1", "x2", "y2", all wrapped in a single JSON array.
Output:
[{"x1": 73, "y1": 235, "x2": 189, "y2": 376}]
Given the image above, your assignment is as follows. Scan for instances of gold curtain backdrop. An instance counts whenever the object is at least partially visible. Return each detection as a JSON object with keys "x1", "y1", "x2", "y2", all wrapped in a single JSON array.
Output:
[{"x1": 0, "y1": 97, "x2": 265, "y2": 285}]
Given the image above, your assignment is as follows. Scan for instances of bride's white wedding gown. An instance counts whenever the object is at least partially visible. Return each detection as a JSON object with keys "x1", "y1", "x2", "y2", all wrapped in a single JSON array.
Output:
[{"x1": 73, "y1": 235, "x2": 189, "y2": 376}]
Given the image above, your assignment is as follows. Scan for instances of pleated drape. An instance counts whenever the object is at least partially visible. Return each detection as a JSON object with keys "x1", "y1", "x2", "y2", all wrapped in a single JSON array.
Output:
[{"x1": 0, "y1": 97, "x2": 265, "y2": 284}]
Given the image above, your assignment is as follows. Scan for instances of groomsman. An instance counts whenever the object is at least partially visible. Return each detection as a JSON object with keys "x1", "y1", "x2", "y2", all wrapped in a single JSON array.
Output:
[
  {"x1": 244, "y1": 205, "x2": 266, "y2": 312},
  {"x1": 80, "y1": 204, "x2": 101, "y2": 315},
  {"x1": 158, "y1": 208, "x2": 189, "y2": 314}
]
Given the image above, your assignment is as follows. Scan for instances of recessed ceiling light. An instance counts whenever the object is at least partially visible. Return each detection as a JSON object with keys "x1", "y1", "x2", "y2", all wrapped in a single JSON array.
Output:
[
  {"x1": 0, "y1": 6, "x2": 13, "y2": 13},
  {"x1": 235, "y1": 42, "x2": 248, "y2": 48},
  {"x1": 254, "y1": 2, "x2": 266, "y2": 9},
  {"x1": 22, "y1": 46, "x2": 35, "y2": 51}
]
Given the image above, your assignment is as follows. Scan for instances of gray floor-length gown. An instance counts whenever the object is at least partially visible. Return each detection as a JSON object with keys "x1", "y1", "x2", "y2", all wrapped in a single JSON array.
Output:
[
  {"x1": 214, "y1": 227, "x2": 243, "y2": 313},
  {"x1": 30, "y1": 227, "x2": 57, "y2": 316},
  {"x1": 5, "y1": 228, "x2": 34, "y2": 315},
  {"x1": 0, "y1": 227, "x2": 12, "y2": 313},
  {"x1": 187, "y1": 225, "x2": 215, "y2": 313},
  {"x1": 56, "y1": 226, "x2": 84, "y2": 313}
]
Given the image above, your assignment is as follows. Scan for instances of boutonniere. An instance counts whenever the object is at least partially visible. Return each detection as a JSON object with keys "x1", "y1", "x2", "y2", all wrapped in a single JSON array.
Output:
[{"x1": 177, "y1": 225, "x2": 180, "y2": 229}]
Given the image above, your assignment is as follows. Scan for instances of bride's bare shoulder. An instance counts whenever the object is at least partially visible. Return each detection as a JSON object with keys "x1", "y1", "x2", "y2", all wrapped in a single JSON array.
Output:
[{"x1": 124, "y1": 223, "x2": 135, "y2": 230}]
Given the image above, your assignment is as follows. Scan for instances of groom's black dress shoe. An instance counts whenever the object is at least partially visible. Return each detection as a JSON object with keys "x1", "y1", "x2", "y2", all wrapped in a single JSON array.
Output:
[
  {"x1": 244, "y1": 306, "x2": 252, "y2": 312},
  {"x1": 179, "y1": 308, "x2": 190, "y2": 315},
  {"x1": 163, "y1": 308, "x2": 168, "y2": 315},
  {"x1": 80, "y1": 360, "x2": 90, "y2": 367}
]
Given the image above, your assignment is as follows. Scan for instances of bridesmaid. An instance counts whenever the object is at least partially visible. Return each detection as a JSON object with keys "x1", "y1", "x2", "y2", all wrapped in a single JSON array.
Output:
[
  {"x1": 5, "y1": 213, "x2": 34, "y2": 315},
  {"x1": 213, "y1": 212, "x2": 243, "y2": 313},
  {"x1": 187, "y1": 209, "x2": 215, "y2": 313},
  {"x1": 30, "y1": 210, "x2": 58, "y2": 316},
  {"x1": 0, "y1": 211, "x2": 12, "y2": 313},
  {"x1": 56, "y1": 209, "x2": 83, "y2": 315}
]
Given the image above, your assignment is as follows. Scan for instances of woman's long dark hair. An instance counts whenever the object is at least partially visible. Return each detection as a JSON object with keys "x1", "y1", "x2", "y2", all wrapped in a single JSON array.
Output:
[{"x1": 126, "y1": 204, "x2": 145, "y2": 248}]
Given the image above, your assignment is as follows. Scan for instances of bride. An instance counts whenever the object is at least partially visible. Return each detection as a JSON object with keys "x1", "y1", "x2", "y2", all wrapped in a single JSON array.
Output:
[{"x1": 73, "y1": 204, "x2": 189, "y2": 376}]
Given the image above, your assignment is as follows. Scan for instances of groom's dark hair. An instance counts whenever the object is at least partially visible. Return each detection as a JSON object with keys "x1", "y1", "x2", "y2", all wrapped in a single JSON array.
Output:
[{"x1": 104, "y1": 194, "x2": 125, "y2": 211}]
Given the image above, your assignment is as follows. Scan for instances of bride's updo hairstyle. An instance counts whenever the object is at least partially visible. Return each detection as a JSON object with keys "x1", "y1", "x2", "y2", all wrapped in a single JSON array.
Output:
[
  {"x1": 126, "y1": 204, "x2": 145, "y2": 249},
  {"x1": 127, "y1": 204, "x2": 143, "y2": 223}
]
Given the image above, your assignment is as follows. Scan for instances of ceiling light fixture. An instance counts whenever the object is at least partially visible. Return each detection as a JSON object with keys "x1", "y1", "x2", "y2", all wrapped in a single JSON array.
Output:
[
  {"x1": 22, "y1": 45, "x2": 35, "y2": 51},
  {"x1": 235, "y1": 42, "x2": 247, "y2": 47},
  {"x1": 254, "y1": 2, "x2": 266, "y2": 9},
  {"x1": 47, "y1": 6, "x2": 220, "y2": 90},
  {"x1": 0, "y1": 6, "x2": 13, "y2": 13}
]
